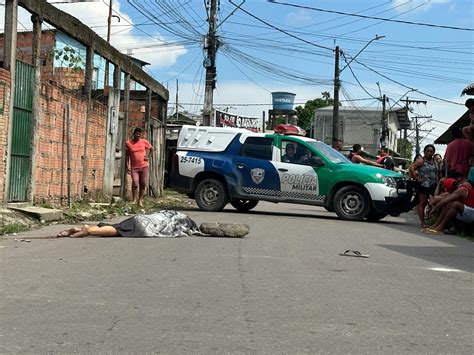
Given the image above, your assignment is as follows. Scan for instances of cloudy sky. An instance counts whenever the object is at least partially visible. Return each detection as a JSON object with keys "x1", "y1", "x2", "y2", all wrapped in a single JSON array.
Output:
[{"x1": 1, "y1": 0, "x2": 473, "y2": 152}]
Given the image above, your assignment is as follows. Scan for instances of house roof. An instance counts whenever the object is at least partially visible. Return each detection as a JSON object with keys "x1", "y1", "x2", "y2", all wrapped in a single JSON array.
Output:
[
  {"x1": 391, "y1": 107, "x2": 410, "y2": 130},
  {"x1": 434, "y1": 110, "x2": 470, "y2": 144},
  {"x1": 462, "y1": 83, "x2": 474, "y2": 96}
]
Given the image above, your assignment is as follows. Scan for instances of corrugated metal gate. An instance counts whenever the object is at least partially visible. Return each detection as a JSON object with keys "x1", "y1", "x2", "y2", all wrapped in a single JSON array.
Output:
[{"x1": 8, "y1": 60, "x2": 34, "y2": 202}]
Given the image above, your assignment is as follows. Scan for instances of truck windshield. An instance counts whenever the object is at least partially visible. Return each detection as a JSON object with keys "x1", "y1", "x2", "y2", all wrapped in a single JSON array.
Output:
[{"x1": 308, "y1": 141, "x2": 351, "y2": 164}]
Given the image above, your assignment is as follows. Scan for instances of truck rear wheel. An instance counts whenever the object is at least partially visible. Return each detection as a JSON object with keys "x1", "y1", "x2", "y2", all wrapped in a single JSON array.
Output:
[
  {"x1": 333, "y1": 186, "x2": 371, "y2": 221},
  {"x1": 230, "y1": 199, "x2": 259, "y2": 211},
  {"x1": 195, "y1": 178, "x2": 229, "y2": 212}
]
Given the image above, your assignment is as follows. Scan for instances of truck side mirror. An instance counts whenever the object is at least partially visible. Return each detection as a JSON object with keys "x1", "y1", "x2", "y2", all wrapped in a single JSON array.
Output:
[{"x1": 310, "y1": 156, "x2": 325, "y2": 166}]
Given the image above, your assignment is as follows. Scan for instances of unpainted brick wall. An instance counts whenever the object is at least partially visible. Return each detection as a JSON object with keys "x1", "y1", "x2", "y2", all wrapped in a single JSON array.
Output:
[
  {"x1": 0, "y1": 68, "x2": 11, "y2": 203},
  {"x1": 34, "y1": 81, "x2": 107, "y2": 205}
]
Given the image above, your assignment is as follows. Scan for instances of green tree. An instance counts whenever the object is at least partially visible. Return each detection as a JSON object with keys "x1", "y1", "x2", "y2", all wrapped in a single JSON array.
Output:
[
  {"x1": 294, "y1": 93, "x2": 334, "y2": 132},
  {"x1": 53, "y1": 46, "x2": 83, "y2": 71}
]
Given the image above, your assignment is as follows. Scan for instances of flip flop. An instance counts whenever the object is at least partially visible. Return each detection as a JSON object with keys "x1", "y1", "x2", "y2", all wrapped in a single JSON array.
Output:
[
  {"x1": 339, "y1": 250, "x2": 370, "y2": 258},
  {"x1": 422, "y1": 228, "x2": 444, "y2": 235}
]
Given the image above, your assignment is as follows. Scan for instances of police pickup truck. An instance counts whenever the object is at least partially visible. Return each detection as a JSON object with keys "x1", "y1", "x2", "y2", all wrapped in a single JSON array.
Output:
[{"x1": 170, "y1": 125, "x2": 413, "y2": 221}]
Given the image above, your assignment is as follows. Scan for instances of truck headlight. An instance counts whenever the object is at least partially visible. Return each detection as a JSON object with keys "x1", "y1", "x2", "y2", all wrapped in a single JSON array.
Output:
[{"x1": 381, "y1": 176, "x2": 397, "y2": 188}]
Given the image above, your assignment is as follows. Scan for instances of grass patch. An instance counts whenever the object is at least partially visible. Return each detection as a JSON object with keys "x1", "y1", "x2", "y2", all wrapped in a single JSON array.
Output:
[{"x1": 0, "y1": 223, "x2": 30, "y2": 235}]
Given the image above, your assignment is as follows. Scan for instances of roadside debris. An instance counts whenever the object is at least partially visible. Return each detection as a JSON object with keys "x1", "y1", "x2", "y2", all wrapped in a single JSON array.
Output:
[{"x1": 199, "y1": 223, "x2": 250, "y2": 238}]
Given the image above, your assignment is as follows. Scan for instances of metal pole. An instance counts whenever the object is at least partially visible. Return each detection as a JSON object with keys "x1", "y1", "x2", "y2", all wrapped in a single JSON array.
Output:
[{"x1": 332, "y1": 46, "x2": 340, "y2": 145}]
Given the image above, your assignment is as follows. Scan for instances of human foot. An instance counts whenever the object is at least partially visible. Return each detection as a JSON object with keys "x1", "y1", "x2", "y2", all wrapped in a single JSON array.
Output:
[
  {"x1": 56, "y1": 227, "x2": 80, "y2": 238},
  {"x1": 70, "y1": 225, "x2": 90, "y2": 238}
]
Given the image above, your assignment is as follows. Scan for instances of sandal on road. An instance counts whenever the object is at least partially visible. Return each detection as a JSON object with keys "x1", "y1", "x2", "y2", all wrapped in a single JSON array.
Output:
[
  {"x1": 422, "y1": 228, "x2": 444, "y2": 235},
  {"x1": 339, "y1": 250, "x2": 370, "y2": 258}
]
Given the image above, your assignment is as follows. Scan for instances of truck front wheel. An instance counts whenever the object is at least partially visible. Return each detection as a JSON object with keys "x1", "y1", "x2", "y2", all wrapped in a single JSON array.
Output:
[
  {"x1": 333, "y1": 186, "x2": 371, "y2": 221},
  {"x1": 195, "y1": 178, "x2": 229, "y2": 212}
]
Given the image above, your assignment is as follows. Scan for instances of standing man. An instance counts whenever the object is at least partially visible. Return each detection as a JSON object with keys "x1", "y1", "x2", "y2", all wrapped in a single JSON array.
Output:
[
  {"x1": 126, "y1": 127, "x2": 153, "y2": 206},
  {"x1": 333, "y1": 138, "x2": 343, "y2": 152}
]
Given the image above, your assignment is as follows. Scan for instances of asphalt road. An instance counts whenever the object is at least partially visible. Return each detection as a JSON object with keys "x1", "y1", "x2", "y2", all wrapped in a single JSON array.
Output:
[{"x1": 1, "y1": 202, "x2": 473, "y2": 354}]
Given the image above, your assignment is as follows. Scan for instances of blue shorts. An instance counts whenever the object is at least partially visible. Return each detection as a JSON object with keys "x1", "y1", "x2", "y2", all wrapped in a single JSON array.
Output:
[{"x1": 456, "y1": 205, "x2": 474, "y2": 224}]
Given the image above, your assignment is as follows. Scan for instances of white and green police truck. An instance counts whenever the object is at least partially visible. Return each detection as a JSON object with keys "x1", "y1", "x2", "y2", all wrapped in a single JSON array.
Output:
[{"x1": 170, "y1": 125, "x2": 414, "y2": 221}]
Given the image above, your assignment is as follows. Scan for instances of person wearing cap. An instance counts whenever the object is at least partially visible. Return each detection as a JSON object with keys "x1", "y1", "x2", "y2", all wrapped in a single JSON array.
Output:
[{"x1": 423, "y1": 177, "x2": 474, "y2": 235}]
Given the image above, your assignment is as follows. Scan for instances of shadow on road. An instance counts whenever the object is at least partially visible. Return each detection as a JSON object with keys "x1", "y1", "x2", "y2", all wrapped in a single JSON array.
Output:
[{"x1": 377, "y1": 243, "x2": 474, "y2": 273}]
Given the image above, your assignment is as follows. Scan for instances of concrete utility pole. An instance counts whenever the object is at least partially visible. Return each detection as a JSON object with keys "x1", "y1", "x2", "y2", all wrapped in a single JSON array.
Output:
[
  {"x1": 175, "y1": 78, "x2": 179, "y2": 121},
  {"x1": 202, "y1": 0, "x2": 218, "y2": 126},
  {"x1": 415, "y1": 115, "x2": 420, "y2": 155},
  {"x1": 332, "y1": 46, "x2": 340, "y2": 145},
  {"x1": 412, "y1": 115, "x2": 432, "y2": 155},
  {"x1": 333, "y1": 35, "x2": 385, "y2": 146},
  {"x1": 104, "y1": 0, "x2": 113, "y2": 90},
  {"x1": 403, "y1": 97, "x2": 427, "y2": 156},
  {"x1": 380, "y1": 94, "x2": 388, "y2": 148}
]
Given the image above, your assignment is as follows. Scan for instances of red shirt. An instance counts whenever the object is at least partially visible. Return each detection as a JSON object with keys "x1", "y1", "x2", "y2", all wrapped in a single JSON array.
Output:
[
  {"x1": 459, "y1": 183, "x2": 474, "y2": 208},
  {"x1": 126, "y1": 139, "x2": 152, "y2": 169},
  {"x1": 445, "y1": 138, "x2": 474, "y2": 177}
]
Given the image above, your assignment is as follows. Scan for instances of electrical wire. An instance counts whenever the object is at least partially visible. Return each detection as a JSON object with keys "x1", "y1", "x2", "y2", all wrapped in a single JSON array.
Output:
[{"x1": 268, "y1": 1, "x2": 474, "y2": 31}]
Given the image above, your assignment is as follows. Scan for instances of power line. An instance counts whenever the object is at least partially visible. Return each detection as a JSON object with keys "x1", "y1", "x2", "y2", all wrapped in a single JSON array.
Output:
[
  {"x1": 228, "y1": 0, "x2": 333, "y2": 51},
  {"x1": 268, "y1": 1, "x2": 474, "y2": 31},
  {"x1": 352, "y1": 59, "x2": 464, "y2": 105}
]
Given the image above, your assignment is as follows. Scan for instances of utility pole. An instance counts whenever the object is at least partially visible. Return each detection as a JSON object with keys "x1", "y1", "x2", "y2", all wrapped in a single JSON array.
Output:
[
  {"x1": 402, "y1": 97, "x2": 427, "y2": 157},
  {"x1": 104, "y1": 0, "x2": 113, "y2": 90},
  {"x1": 175, "y1": 78, "x2": 179, "y2": 121},
  {"x1": 380, "y1": 94, "x2": 388, "y2": 148},
  {"x1": 415, "y1": 116, "x2": 420, "y2": 155},
  {"x1": 203, "y1": 0, "x2": 218, "y2": 126},
  {"x1": 412, "y1": 115, "x2": 432, "y2": 155},
  {"x1": 332, "y1": 46, "x2": 340, "y2": 145},
  {"x1": 333, "y1": 35, "x2": 384, "y2": 146}
]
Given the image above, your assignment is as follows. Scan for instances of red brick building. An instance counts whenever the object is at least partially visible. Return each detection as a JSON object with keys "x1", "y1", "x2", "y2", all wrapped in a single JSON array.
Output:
[{"x1": 0, "y1": 29, "x2": 166, "y2": 204}]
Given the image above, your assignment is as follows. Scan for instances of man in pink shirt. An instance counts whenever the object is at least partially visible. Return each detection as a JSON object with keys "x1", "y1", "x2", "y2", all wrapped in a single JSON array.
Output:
[
  {"x1": 125, "y1": 127, "x2": 154, "y2": 206},
  {"x1": 445, "y1": 126, "x2": 474, "y2": 178}
]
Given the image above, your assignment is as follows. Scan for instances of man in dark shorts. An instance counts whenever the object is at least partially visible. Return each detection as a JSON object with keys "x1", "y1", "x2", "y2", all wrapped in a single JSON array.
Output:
[{"x1": 126, "y1": 127, "x2": 153, "y2": 206}]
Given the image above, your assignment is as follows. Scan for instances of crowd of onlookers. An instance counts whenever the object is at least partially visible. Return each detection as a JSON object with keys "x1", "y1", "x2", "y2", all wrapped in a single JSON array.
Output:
[
  {"x1": 409, "y1": 98, "x2": 474, "y2": 235},
  {"x1": 343, "y1": 98, "x2": 474, "y2": 234}
]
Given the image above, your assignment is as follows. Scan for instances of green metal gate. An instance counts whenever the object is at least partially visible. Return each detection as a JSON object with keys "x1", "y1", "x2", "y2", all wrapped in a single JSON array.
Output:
[{"x1": 8, "y1": 60, "x2": 34, "y2": 202}]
